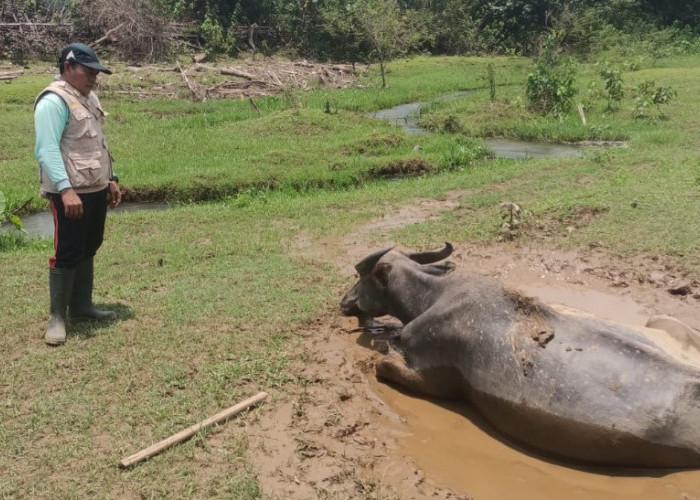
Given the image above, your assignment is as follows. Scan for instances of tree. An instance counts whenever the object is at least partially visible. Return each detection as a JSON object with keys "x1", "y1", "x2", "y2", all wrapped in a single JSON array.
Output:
[
  {"x1": 319, "y1": 1, "x2": 365, "y2": 63},
  {"x1": 352, "y1": 0, "x2": 402, "y2": 88},
  {"x1": 349, "y1": 0, "x2": 430, "y2": 87},
  {"x1": 640, "y1": 0, "x2": 698, "y2": 26}
]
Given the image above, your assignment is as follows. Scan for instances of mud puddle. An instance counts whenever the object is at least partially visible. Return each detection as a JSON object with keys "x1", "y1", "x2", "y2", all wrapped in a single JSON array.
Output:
[
  {"x1": 371, "y1": 376, "x2": 700, "y2": 500},
  {"x1": 268, "y1": 191, "x2": 699, "y2": 499},
  {"x1": 359, "y1": 280, "x2": 700, "y2": 500},
  {"x1": 337, "y1": 210, "x2": 699, "y2": 498}
]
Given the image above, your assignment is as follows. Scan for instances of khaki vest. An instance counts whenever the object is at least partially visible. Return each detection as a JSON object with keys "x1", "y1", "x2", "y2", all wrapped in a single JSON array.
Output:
[{"x1": 35, "y1": 80, "x2": 112, "y2": 195}]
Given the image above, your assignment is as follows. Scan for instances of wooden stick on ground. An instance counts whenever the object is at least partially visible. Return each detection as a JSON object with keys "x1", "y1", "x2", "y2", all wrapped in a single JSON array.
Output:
[
  {"x1": 577, "y1": 103, "x2": 587, "y2": 125},
  {"x1": 176, "y1": 61, "x2": 200, "y2": 101},
  {"x1": 119, "y1": 391, "x2": 268, "y2": 468}
]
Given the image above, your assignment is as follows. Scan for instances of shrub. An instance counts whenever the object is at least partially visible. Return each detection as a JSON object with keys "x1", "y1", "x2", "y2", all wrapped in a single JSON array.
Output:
[
  {"x1": 0, "y1": 191, "x2": 21, "y2": 230},
  {"x1": 526, "y1": 32, "x2": 578, "y2": 117},
  {"x1": 599, "y1": 66, "x2": 624, "y2": 111},
  {"x1": 439, "y1": 137, "x2": 489, "y2": 171},
  {"x1": 632, "y1": 81, "x2": 676, "y2": 119},
  {"x1": 71, "y1": 0, "x2": 175, "y2": 62}
]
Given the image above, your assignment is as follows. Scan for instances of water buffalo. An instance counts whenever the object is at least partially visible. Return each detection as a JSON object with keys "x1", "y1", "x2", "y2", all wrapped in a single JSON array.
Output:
[{"x1": 340, "y1": 243, "x2": 700, "y2": 468}]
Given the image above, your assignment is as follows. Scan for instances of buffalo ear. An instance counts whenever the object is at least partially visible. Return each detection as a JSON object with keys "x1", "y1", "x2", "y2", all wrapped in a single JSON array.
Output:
[{"x1": 372, "y1": 262, "x2": 392, "y2": 288}]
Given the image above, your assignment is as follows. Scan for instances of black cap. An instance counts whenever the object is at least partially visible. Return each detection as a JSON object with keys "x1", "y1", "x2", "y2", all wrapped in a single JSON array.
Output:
[{"x1": 59, "y1": 43, "x2": 112, "y2": 75}]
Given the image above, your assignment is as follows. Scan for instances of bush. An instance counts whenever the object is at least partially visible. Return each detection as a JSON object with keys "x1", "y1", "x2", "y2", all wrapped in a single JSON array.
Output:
[
  {"x1": 632, "y1": 81, "x2": 676, "y2": 119},
  {"x1": 199, "y1": 10, "x2": 237, "y2": 56},
  {"x1": 439, "y1": 137, "x2": 489, "y2": 171},
  {"x1": 0, "y1": 191, "x2": 21, "y2": 230},
  {"x1": 599, "y1": 66, "x2": 624, "y2": 111},
  {"x1": 71, "y1": 0, "x2": 175, "y2": 62},
  {"x1": 526, "y1": 32, "x2": 578, "y2": 117}
]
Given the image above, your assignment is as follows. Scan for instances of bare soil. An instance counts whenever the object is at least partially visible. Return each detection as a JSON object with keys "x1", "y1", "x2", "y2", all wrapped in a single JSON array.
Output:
[{"x1": 246, "y1": 190, "x2": 700, "y2": 500}]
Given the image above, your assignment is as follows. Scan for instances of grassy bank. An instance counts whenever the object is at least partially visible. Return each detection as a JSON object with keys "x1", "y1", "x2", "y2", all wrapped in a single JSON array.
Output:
[
  {"x1": 1, "y1": 53, "x2": 699, "y2": 498},
  {"x1": 1, "y1": 56, "x2": 530, "y2": 209}
]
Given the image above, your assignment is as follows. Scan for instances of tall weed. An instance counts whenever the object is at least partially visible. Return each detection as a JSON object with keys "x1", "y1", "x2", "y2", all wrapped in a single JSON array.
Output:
[{"x1": 526, "y1": 32, "x2": 578, "y2": 117}]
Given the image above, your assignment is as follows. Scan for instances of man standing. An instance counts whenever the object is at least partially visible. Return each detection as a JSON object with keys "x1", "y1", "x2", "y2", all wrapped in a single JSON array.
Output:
[{"x1": 34, "y1": 42, "x2": 121, "y2": 346}]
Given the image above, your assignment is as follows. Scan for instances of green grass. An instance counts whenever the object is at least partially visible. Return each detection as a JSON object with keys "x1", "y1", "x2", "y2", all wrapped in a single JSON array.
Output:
[
  {"x1": 1, "y1": 56, "x2": 529, "y2": 209},
  {"x1": 0, "y1": 195, "x2": 344, "y2": 498},
  {"x1": 1, "y1": 53, "x2": 700, "y2": 497}
]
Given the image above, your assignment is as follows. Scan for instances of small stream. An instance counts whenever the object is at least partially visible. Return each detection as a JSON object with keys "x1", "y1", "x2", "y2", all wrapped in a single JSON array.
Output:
[
  {"x1": 11, "y1": 92, "x2": 617, "y2": 237},
  {"x1": 6, "y1": 201, "x2": 168, "y2": 239},
  {"x1": 369, "y1": 91, "x2": 590, "y2": 158}
]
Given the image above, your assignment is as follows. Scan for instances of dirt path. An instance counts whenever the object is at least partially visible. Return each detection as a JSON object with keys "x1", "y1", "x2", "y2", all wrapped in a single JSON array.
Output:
[{"x1": 247, "y1": 191, "x2": 700, "y2": 500}]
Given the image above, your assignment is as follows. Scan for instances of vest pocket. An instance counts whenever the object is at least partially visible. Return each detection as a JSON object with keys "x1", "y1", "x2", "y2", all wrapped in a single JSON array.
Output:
[
  {"x1": 70, "y1": 108, "x2": 99, "y2": 139},
  {"x1": 66, "y1": 151, "x2": 107, "y2": 188}
]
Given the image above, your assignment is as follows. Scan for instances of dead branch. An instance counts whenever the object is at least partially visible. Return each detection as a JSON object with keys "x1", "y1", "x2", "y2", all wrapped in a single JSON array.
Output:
[
  {"x1": 92, "y1": 21, "x2": 126, "y2": 47},
  {"x1": 125, "y1": 65, "x2": 178, "y2": 72},
  {"x1": 0, "y1": 22, "x2": 70, "y2": 26},
  {"x1": 176, "y1": 61, "x2": 201, "y2": 102},
  {"x1": 100, "y1": 60, "x2": 367, "y2": 101},
  {"x1": 248, "y1": 23, "x2": 257, "y2": 51}
]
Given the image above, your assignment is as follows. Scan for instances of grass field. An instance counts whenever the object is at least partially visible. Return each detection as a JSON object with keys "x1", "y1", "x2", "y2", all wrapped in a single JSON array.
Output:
[{"x1": 1, "y1": 53, "x2": 699, "y2": 498}]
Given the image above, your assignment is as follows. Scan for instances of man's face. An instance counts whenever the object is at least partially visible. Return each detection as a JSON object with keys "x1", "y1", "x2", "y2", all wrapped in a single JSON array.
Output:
[{"x1": 62, "y1": 61, "x2": 100, "y2": 96}]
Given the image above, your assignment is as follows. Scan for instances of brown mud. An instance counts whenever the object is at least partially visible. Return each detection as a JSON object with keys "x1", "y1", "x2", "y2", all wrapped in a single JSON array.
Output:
[{"x1": 247, "y1": 190, "x2": 700, "y2": 500}]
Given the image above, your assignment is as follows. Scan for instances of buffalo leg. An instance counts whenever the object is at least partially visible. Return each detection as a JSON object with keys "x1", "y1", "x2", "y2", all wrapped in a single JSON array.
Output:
[{"x1": 376, "y1": 354, "x2": 462, "y2": 399}]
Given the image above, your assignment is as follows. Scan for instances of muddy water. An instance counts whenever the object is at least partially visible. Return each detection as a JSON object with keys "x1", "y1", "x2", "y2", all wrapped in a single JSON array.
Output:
[
  {"x1": 369, "y1": 94, "x2": 586, "y2": 159},
  {"x1": 364, "y1": 284, "x2": 700, "y2": 500},
  {"x1": 483, "y1": 138, "x2": 583, "y2": 159}
]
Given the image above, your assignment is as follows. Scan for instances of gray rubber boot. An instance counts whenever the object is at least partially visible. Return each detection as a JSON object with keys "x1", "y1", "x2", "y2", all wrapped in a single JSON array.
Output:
[
  {"x1": 69, "y1": 257, "x2": 116, "y2": 321},
  {"x1": 45, "y1": 267, "x2": 76, "y2": 346}
]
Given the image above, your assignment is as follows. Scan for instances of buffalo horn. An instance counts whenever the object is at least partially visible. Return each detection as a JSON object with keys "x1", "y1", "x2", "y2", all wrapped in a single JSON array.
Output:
[
  {"x1": 407, "y1": 242, "x2": 453, "y2": 264},
  {"x1": 355, "y1": 247, "x2": 394, "y2": 275}
]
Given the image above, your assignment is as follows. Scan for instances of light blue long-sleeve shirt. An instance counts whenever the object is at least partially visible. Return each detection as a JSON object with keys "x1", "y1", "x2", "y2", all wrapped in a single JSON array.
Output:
[{"x1": 34, "y1": 92, "x2": 72, "y2": 192}]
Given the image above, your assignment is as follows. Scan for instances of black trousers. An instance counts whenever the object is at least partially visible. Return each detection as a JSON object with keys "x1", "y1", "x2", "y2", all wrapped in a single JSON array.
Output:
[{"x1": 48, "y1": 188, "x2": 108, "y2": 269}]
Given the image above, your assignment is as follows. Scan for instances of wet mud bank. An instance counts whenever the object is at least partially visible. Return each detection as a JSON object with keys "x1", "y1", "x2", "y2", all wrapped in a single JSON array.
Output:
[{"x1": 268, "y1": 193, "x2": 700, "y2": 500}]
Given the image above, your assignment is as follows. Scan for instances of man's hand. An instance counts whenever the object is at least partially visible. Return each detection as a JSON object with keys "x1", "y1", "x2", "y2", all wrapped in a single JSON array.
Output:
[
  {"x1": 108, "y1": 180, "x2": 121, "y2": 209},
  {"x1": 60, "y1": 188, "x2": 83, "y2": 219}
]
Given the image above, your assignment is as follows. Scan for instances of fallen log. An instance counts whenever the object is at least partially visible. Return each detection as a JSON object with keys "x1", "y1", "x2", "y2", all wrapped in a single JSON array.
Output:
[
  {"x1": 219, "y1": 67, "x2": 256, "y2": 79},
  {"x1": 0, "y1": 71, "x2": 23, "y2": 81},
  {"x1": 125, "y1": 65, "x2": 179, "y2": 73},
  {"x1": 193, "y1": 63, "x2": 256, "y2": 80}
]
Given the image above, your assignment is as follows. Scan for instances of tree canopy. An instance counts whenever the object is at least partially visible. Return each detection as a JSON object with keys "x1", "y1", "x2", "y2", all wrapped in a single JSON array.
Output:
[{"x1": 1, "y1": 0, "x2": 698, "y2": 62}]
